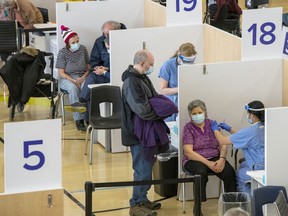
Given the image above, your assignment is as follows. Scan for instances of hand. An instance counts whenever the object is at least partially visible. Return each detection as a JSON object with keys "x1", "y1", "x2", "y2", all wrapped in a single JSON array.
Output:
[
  {"x1": 219, "y1": 122, "x2": 231, "y2": 132},
  {"x1": 94, "y1": 66, "x2": 108, "y2": 75},
  {"x1": 210, "y1": 120, "x2": 220, "y2": 131},
  {"x1": 213, "y1": 159, "x2": 226, "y2": 173}
]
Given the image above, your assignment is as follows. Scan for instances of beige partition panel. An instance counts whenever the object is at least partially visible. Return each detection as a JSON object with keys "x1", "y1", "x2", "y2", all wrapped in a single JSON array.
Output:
[
  {"x1": 144, "y1": 0, "x2": 166, "y2": 27},
  {"x1": 0, "y1": 189, "x2": 64, "y2": 216},
  {"x1": 203, "y1": 24, "x2": 241, "y2": 63},
  {"x1": 283, "y1": 59, "x2": 288, "y2": 106}
]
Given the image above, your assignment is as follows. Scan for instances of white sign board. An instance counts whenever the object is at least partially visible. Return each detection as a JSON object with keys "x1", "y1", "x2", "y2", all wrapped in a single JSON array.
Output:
[
  {"x1": 242, "y1": 7, "x2": 282, "y2": 60},
  {"x1": 4, "y1": 119, "x2": 62, "y2": 193},
  {"x1": 265, "y1": 108, "x2": 288, "y2": 187},
  {"x1": 282, "y1": 26, "x2": 288, "y2": 59},
  {"x1": 166, "y1": 0, "x2": 202, "y2": 26}
]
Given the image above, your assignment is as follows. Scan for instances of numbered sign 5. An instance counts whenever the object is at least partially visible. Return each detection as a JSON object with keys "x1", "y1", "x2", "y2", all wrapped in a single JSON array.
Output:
[
  {"x1": 4, "y1": 119, "x2": 62, "y2": 194},
  {"x1": 166, "y1": 0, "x2": 202, "y2": 26},
  {"x1": 242, "y1": 7, "x2": 282, "y2": 60}
]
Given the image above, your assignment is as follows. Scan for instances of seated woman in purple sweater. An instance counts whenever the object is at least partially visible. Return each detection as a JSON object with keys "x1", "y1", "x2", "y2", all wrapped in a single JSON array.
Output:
[{"x1": 182, "y1": 99, "x2": 236, "y2": 206}]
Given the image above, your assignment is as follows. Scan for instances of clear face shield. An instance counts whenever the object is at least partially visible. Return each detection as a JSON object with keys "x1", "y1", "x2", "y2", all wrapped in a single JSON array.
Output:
[
  {"x1": 241, "y1": 104, "x2": 265, "y2": 125},
  {"x1": 178, "y1": 54, "x2": 196, "y2": 65}
]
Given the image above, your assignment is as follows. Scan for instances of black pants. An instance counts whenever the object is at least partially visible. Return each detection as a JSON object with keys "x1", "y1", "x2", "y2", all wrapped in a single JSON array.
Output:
[{"x1": 184, "y1": 156, "x2": 236, "y2": 202}]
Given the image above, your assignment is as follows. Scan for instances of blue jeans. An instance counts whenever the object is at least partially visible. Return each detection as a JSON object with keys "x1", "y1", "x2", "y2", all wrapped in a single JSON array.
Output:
[
  {"x1": 130, "y1": 143, "x2": 154, "y2": 207},
  {"x1": 59, "y1": 75, "x2": 84, "y2": 121},
  {"x1": 80, "y1": 73, "x2": 109, "y2": 121}
]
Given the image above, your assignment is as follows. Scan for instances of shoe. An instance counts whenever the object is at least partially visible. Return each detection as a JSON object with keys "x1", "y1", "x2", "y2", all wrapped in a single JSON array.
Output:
[
  {"x1": 71, "y1": 101, "x2": 86, "y2": 107},
  {"x1": 143, "y1": 200, "x2": 161, "y2": 210},
  {"x1": 17, "y1": 102, "x2": 25, "y2": 113},
  {"x1": 129, "y1": 204, "x2": 157, "y2": 216},
  {"x1": 64, "y1": 105, "x2": 87, "y2": 113},
  {"x1": 76, "y1": 120, "x2": 86, "y2": 132}
]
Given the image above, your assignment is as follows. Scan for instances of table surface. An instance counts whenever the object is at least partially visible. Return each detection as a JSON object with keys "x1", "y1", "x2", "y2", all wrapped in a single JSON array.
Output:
[{"x1": 247, "y1": 170, "x2": 265, "y2": 185}]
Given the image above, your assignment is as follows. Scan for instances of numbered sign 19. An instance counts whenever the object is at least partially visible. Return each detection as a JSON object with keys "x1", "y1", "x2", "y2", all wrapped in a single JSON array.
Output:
[
  {"x1": 242, "y1": 7, "x2": 282, "y2": 60},
  {"x1": 4, "y1": 119, "x2": 62, "y2": 193},
  {"x1": 166, "y1": 0, "x2": 202, "y2": 26}
]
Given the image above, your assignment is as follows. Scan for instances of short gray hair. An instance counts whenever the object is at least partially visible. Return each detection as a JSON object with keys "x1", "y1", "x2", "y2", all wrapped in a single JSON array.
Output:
[
  {"x1": 223, "y1": 207, "x2": 250, "y2": 216},
  {"x1": 102, "y1": 20, "x2": 121, "y2": 31},
  {"x1": 134, "y1": 50, "x2": 148, "y2": 65},
  {"x1": 187, "y1": 99, "x2": 207, "y2": 116}
]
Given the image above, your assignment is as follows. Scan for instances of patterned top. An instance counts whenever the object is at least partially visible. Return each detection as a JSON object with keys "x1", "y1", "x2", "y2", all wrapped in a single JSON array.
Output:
[
  {"x1": 56, "y1": 45, "x2": 89, "y2": 76},
  {"x1": 182, "y1": 119, "x2": 220, "y2": 165}
]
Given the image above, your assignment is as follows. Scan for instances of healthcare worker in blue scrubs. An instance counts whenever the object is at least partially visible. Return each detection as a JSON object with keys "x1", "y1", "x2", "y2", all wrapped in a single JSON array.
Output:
[
  {"x1": 210, "y1": 100, "x2": 265, "y2": 195},
  {"x1": 158, "y1": 42, "x2": 197, "y2": 121}
]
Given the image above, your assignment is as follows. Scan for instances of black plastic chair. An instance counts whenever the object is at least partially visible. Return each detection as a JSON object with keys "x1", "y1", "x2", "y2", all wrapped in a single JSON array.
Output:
[
  {"x1": 84, "y1": 85, "x2": 121, "y2": 164},
  {"x1": 253, "y1": 185, "x2": 288, "y2": 216},
  {"x1": 209, "y1": 3, "x2": 240, "y2": 36},
  {"x1": 0, "y1": 20, "x2": 18, "y2": 62},
  {"x1": 274, "y1": 190, "x2": 288, "y2": 216},
  {"x1": 37, "y1": 7, "x2": 49, "y2": 23}
]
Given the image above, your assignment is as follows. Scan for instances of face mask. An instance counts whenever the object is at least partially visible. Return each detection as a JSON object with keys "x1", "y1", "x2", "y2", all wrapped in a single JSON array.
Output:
[
  {"x1": 247, "y1": 114, "x2": 253, "y2": 124},
  {"x1": 191, "y1": 113, "x2": 205, "y2": 124},
  {"x1": 144, "y1": 66, "x2": 154, "y2": 75},
  {"x1": 70, "y1": 43, "x2": 80, "y2": 52}
]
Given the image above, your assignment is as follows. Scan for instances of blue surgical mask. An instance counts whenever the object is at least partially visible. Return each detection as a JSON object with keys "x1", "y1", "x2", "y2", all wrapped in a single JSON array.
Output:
[
  {"x1": 247, "y1": 114, "x2": 253, "y2": 124},
  {"x1": 191, "y1": 113, "x2": 205, "y2": 124},
  {"x1": 70, "y1": 43, "x2": 80, "y2": 52},
  {"x1": 144, "y1": 66, "x2": 154, "y2": 75}
]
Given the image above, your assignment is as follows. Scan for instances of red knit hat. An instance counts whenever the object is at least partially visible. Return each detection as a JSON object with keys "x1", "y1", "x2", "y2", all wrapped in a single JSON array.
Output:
[{"x1": 61, "y1": 25, "x2": 77, "y2": 43}]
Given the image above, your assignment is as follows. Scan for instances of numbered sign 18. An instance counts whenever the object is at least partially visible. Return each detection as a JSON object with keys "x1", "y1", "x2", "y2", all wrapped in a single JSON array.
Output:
[
  {"x1": 4, "y1": 119, "x2": 62, "y2": 193},
  {"x1": 242, "y1": 7, "x2": 282, "y2": 60},
  {"x1": 166, "y1": 0, "x2": 202, "y2": 26}
]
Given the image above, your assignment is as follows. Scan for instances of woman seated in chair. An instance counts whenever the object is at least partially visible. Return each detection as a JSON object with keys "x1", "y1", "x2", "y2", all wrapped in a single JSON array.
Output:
[
  {"x1": 56, "y1": 25, "x2": 90, "y2": 132},
  {"x1": 182, "y1": 99, "x2": 236, "y2": 205},
  {"x1": 211, "y1": 100, "x2": 265, "y2": 195},
  {"x1": 0, "y1": 0, "x2": 43, "y2": 29}
]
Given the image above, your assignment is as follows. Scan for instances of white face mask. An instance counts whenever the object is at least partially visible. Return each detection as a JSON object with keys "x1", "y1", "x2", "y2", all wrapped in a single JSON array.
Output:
[
  {"x1": 70, "y1": 43, "x2": 80, "y2": 52},
  {"x1": 191, "y1": 113, "x2": 205, "y2": 124},
  {"x1": 144, "y1": 66, "x2": 154, "y2": 75}
]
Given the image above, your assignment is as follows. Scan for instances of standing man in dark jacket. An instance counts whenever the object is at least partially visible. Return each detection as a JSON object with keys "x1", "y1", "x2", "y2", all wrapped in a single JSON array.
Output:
[{"x1": 121, "y1": 50, "x2": 162, "y2": 216}]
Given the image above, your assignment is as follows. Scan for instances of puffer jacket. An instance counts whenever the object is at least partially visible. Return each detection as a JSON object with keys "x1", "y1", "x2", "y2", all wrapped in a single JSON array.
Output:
[{"x1": 0, "y1": 46, "x2": 46, "y2": 106}]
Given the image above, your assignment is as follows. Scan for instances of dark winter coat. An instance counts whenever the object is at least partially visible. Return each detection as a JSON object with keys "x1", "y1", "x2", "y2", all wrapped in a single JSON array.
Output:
[{"x1": 0, "y1": 46, "x2": 46, "y2": 106}]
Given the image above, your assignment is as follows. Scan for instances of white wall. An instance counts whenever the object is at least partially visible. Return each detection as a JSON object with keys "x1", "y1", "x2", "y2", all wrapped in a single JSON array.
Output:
[
  {"x1": 56, "y1": 0, "x2": 144, "y2": 55},
  {"x1": 110, "y1": 24, "x2": 204, "y2": 92},
  {"x1": 265, "y1": 107, "x2": 288, "y2": 188}
]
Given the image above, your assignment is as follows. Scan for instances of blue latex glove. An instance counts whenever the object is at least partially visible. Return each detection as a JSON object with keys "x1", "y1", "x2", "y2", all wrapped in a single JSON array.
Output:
[
  {"x1": 219, "y1": 122, "x2": 232, "y2": 132},
  {"x1": 211, "y1": 121, "x2": 220, "y2": 131}
]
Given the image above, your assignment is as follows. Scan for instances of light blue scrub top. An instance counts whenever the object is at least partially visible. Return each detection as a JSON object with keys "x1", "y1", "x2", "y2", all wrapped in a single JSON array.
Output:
[
  {"x1": 230, "y1": 122, "x2": 265, "y2": 194},
  {"x1": 158, "y1": 57, "x2": 178, "y2": 121},
  {"x1": 230, "y1": 122, "x2": 265, "y2": 169}
]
